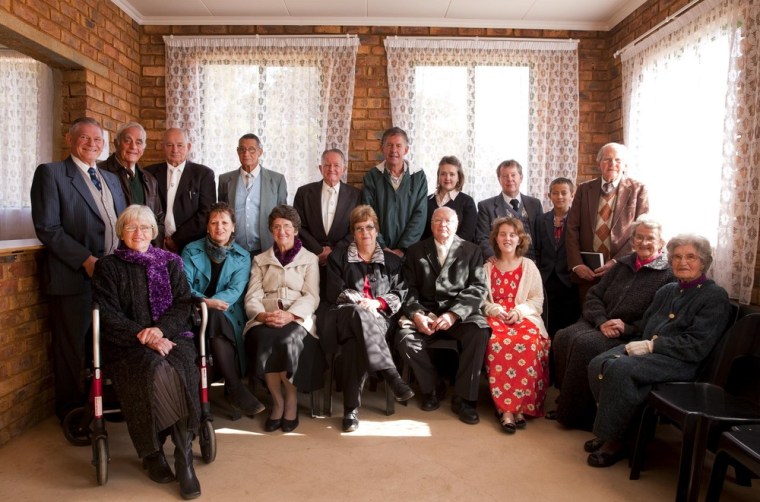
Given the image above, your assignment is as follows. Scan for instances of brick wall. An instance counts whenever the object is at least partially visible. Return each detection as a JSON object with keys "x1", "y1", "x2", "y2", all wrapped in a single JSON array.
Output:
[
  {"x1": 138, "y1": 25, "x2": 610, "y2": 184},
  {"x1": 0, "y1": 249, "x2": 52, "y2": 446}
]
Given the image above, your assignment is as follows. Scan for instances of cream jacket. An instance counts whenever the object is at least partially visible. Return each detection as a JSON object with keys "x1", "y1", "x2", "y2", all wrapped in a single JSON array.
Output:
[
  {"x1": 244, "y1": 246, "x2": 320, "y2": 337},
  {"x1": 483, "y1": 257, "x2": 549, "y2": 339}
]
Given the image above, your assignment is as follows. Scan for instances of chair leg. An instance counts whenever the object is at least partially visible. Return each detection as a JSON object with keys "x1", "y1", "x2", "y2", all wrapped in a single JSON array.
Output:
[
  {"x1": 630, "y1": 405, "x2": 657, "y2": 480},
  {"x1": 734, "y1": 463, "x2": 754, "y2": 487},
  {"x1": 325, "y1": 353, "x2": 336, "y2": 418},
  {"x1": 385, "y1": 380, "x2": 395, "y2": 416},
  {"x1": 675, "y1": 414, "x2": 701, "y2": 502},
  {"x1": 705, "y1": 451, "x2": 731, "y2": 502},
  {"x1": 684, "y1": 417, "x2": 709, "y2": 502},
  {"x1": 310, "y1": 389, "x2": 321, "y2": 418}
]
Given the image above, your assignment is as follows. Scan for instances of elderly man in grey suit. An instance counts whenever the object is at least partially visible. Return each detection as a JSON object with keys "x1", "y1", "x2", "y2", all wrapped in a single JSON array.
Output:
[
  {"x1": 31, "y1": 117, "x2": 127, "y2": 422},
  {"x1": 475, "y1": 159, "x2": 543, "y2": 261},
  {"x1": 218, "y1": 133, "x2": 287, "y2": 255},
  {"x1": 396, "y1": 207, "x2": 490, "y2": 425}
]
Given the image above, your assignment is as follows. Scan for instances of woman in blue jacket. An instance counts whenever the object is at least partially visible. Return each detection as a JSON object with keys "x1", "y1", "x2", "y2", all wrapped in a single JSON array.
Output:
[{"x1": 182, "y1": 202, "x2": 260, "y2": 417}]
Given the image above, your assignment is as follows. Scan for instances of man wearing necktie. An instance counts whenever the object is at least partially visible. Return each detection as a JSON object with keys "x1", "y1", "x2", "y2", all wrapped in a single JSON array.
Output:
[
  {"x1": 30, "y1": 117, "x2": 128, "y2": 422},
  {"x1": 98, "y1": 122, "x2": 165, "y2": 247},
  {"x1": 475, "y1": 159, "x2": 543, "y2": 261},
  {"x1": 218, "y1": 133, "x2": 287, "y2": 256},
  {"x1": 145, "y1": 128, "x2": 216, "y2": 254},
  {"x1": 565, "y1": 142, "x2": 649, "y2": 302}
]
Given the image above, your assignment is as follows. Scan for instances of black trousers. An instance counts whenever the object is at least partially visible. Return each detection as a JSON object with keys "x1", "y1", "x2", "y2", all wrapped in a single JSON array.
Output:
[
  {"x1": 396, "y1": 321, "x2": 489, "y2": 402},
  {"x1": 335, "y1": 305, "x2": 396, "y2": 409},
  {"x1": 49, "y1": 290, "x2": 93, "y2": 421}
]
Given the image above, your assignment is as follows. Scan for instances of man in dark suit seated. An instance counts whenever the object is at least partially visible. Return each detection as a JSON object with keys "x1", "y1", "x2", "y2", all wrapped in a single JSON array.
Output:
[
  {"x1": 30, "y1": 117, "x2": 128, "y2": 422},
  {"x1": 98, "y1": 122, "x2": 165, "y2": 247},
  {"x1": 475, "y1": 159, "x2": 542, "y2": 261},
  {"x1": 145, "y1": 128, "x2": 216, "y2": 254},
  {"x1": 396, "y1": 207, "x2": 490, "y2": 425},
  {"x1": 565, "y1": 142, "x2": 649, "y2": 302}
]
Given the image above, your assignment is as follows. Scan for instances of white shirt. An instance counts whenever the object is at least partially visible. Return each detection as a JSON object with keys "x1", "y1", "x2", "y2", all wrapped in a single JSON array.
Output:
[
  {"x1": 321, "y1": 181, "x2": 340, "y2": 233},
  {"x1": 502, "y1": 193, "x2": 524, "y2": 213},
  {"x1": 165, "y1": 160, "x2": 186, "y2": 236},
  {"x1": 434, "y1": 235, "x2": 455, "y2": 266},
  {"x1": 435, "y1": 189, "x2": 459, "y2": 207},
  {"x1": 241, "y1": 164, "x2": 260, "y2": 189}
]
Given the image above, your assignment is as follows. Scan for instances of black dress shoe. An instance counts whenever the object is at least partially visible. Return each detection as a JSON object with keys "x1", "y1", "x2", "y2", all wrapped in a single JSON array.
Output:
[
  {"x1": 587, "y1": 448, "x2": 627, "y2": 468},
  {"x1": 281, "y1": 413, "x2": 299, "y2": 433},
  {"x1": 420, "y1": 392, "x2": 440, "y2": 411},
  {"x1": 451, "y1": 396, "x2": 479, "y2": 425},
  {"x1": 584, "y1": 437, "x2": 605, "y2": 453},
  {"x1": 389, "y1": 377, "x2": 415, "y2": 402},
  {"x1": 264, "y1": 416, "x2": 282, "y2": 432},
  {"x1": 545, "y1": 410, "x2": 557, "y2": 420},
  {"x1": 342, "y1": 408, "x2": 359, "y2": 432},
  {"x1": 142, "y1": 450, "x2": 175, "y2": 484},
  {"x1": 515, "y1": 415, "x2": 527, "y2": 429}
]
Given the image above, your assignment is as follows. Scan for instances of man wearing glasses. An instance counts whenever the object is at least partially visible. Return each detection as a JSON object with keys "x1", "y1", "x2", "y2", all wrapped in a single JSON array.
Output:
[{"x1": 218, "y1": 133, "x2": 286, "y2": 256}]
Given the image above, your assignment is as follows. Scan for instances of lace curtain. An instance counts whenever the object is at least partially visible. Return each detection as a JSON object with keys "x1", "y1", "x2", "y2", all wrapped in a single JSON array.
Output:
[
  {"x1": 0, "y1": 52, "x2": 53, "y2": 240},
  {"x1": 385, "y1": 38, "x2": 579, "y2": 208},
  {"x1": 622, "y1": 0, "x2": 760, "y2": 303},
  {"x1": 164, "y1": 36, "x2": 359, "y2": 200}
]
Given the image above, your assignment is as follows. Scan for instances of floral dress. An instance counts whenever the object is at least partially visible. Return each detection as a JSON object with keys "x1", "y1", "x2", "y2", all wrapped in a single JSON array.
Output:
[{"x1": 485, "y1": 264, "x2": 550, "y2": 417}]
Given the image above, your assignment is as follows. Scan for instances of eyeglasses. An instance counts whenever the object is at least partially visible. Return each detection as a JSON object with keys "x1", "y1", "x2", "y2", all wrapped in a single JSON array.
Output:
[
  {"x1": 431, "y1": 218, "x2": 457, "y2": 226},
  {"x1": 633, "y1": 234, "x2": 659, "y2": 243},
  {"x1": 354, "y1": 224, "x2": 376, "y2": 233},
  {"x1": 272, "y1": 223, "x2": 294, "y2": 232},
  {"x1": 124, "y1": 224, "x2": 153, "y2": 234},
  {"x1": 672, "y1": 253, "x2": 700, "y2": 263},
  {"x1": 237, "y1": 147, "x2": 260, "y2": 154}
]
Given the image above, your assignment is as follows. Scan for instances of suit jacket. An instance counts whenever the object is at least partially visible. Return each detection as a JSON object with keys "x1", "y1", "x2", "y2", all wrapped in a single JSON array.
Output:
[
  {"x1": 475, "y1": 192, "x2": 543, "y2": 259},
  {"x1": 565, "y1": 177, "x2": 649, "y2": 270},
  {"x1": 144, "y1": 160, "x2": 216, "y2": 252},
  {"x1": 535, "y1": 210, "x2": 572, "y2": 288},
  {"x1": 422, "y1": 192, "x2": 478, "y2": 242},
  {"x1": 402, "y1": 235, "x2": 488, "y2": 328},
  {"x1": 98, "y1": 154, "x2": 165, "y2": 247},
  {"x1": 293, "y1": 180, "x2": 361, "y2": 255},
  {"x1": 218, "y1": 166, "x2": 287, "y2": 252},
  {"x1": 30, "y1": 156, "x2": 128, "y2": 295}
]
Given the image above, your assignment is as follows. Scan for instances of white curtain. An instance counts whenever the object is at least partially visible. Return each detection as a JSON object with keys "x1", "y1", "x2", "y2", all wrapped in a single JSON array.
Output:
[
  {"x1": 0, "y1": 52, "x2": 53, "y2": 240},
  {"x1": 385, "y1": 38, "x2": 579, "y2": 208},
  {"x1": 622, "y1": 0, "x2": 760, "y2": 303},
  {"x1": 164, "y1": 36, "x2": 359, "y2": 200}
]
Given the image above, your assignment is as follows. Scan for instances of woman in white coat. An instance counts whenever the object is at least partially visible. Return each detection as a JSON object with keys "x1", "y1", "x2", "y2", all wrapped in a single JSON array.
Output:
[
  {"x1": 483, "y1": 216, "x2": 549, "y2": 433},
  {"x1": 244, "y1": 205, "x2": 321, "y2": 433}
]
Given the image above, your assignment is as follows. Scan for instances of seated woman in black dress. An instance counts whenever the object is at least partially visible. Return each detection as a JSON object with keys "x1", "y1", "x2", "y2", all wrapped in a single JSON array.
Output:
[
  {"x1": 422, "y1": 155, "x2": 478, "y2": 242},
  {"x1": 244, "y1": 205, "x2": 322, "y2": 433},
  {"x1": 323, "y1": 205, "x2": 414, "y2": 432},
  {"x1": 92, "y1": 205, "x2": 201, "y2": 500},
  {"x1": 182, "y1": 202, "x2": 262, "y2": 417}
]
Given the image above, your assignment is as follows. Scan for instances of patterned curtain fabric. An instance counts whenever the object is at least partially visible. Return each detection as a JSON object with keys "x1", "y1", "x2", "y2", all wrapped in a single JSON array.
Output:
[
  {"x1": 622, "y1": 0, "x2": 760, "y2": 303},
  {"x1": 384, "y1": 37, "x2": 579, "y2": 208},
  {"x1": 0, "y1": 52, "x2": 53, "y2": 239},
  {"x1": 164, "y1": 36, "x2": 360, "y2": 198}
]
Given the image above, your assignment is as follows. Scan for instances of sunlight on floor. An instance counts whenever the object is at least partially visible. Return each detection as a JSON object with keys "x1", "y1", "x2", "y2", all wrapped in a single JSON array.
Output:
[{"x1": 339, "y1": 419, "x2": 431, "y2": 437}]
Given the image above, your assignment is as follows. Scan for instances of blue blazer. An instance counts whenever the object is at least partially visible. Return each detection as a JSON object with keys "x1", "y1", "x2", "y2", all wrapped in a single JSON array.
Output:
[
  {"x1": 181, "y1": 238, "x2": 252, "y2": 373},
  {"x1": 218, "y1": 167, "x2": 287, "y2": 252},
  {"x1": 30, "y1": 156, "x2": 127, "y2": 295}
]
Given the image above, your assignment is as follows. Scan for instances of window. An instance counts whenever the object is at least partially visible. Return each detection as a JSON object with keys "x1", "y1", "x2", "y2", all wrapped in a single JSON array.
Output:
[
  {"x1": 385, "y1": 38, "x2": 578, "y2": 206},
  {"x1": 165, "y1": 36, "x2": 359, "y2": 201}
]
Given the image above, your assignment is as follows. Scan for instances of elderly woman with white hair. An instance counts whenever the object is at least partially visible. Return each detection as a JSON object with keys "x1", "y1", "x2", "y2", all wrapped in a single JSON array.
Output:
[
  {"x1": 584, "y1": 234, "x2": 731, "y2": 468},
  {"x1": 92, "y1": 204, "x2": 201, "y2": 499},
  {"x1": 551, "y1": 215, "x2": 675, "y2": 430}
]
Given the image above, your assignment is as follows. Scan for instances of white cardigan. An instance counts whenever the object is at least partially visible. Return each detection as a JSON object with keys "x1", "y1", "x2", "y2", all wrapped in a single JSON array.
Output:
[
  {"x1": 243, "y1": 246, "x2": 320, "y2": 336},
  {"x1": 483, "y1": 258, "x2": 549, "y2": 339}
]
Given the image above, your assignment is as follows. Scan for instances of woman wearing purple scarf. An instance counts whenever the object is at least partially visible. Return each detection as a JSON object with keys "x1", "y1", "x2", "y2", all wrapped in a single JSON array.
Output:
[
  {"x1": 93, "y1": 205, "x2": 201, "y2": 500},
  {"x1": 243, "y1": 205, "x2": 322, "y2": 433}
]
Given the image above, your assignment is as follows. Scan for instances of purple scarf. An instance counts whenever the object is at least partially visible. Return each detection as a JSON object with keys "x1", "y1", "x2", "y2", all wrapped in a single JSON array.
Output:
[
  {"x1": 114, "y1": 245, "x2": 183, "y2": 322},
  {"x1": 274, "y1": 237, "x2": 303, "y2": 266},
  {"x1": 678, "y1": 273, "x2": 708, "y2": 290}
]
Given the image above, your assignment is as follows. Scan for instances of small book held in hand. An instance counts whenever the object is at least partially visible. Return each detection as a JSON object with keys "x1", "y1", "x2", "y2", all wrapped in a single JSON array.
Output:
[{"x1": 580, "y1": 252, "x2": 604, "y2": 270}]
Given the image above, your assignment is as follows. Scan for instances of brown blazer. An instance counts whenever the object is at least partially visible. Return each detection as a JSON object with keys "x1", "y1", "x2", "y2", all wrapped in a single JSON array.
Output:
[{"x1": 565, "y1": 176, "x2": 649, "y2": 270}]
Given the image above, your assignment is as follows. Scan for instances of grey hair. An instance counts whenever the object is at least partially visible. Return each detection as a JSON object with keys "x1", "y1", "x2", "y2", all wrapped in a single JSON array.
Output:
[
  {"x1": 69, "y1": 117, "x2": 103, "y2": 136},
  {"x1": 116, "y1": 204, "x2": 159, "y2": 241},
  {"x1": 115, "y1": 122, "x2": 146, "y2": 144},
  {"x1": 631, "y1": 214, "x2": 664, "y2": 239},
  {"x1": 666, "y1": 234, "x2": 714, "y2": 273},
  {"x1": 321, "y1": 148, "x2": 346, "y2": 165},
  {"x1": 596, "y1": 142, "x2": 628, "y2": 162}
]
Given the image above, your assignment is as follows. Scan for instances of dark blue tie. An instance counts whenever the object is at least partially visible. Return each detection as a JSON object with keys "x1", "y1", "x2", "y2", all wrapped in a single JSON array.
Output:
[
  {"x1": 510, "y1": 198, "x2": 520, "y2": 213},
  {"x1": 87, "y1": 167, "x2": 102, "y2": 191}
]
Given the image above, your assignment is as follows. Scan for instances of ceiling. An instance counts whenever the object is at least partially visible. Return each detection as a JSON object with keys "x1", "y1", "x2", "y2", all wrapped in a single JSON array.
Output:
[{"x1": 112, "y1": 0, "x2": 649, "y2": 31}]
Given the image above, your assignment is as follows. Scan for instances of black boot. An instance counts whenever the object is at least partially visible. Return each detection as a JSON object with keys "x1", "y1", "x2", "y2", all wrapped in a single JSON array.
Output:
[
  {"x1": 382, "y1": 369, "x2": 415, "y2": 402},
  {"x1": 171, "y1": 419, "x2": 201, "y2": 500},
  {"x1": 227, "y1": 381, "x2": 265, "y2": 417},
  {"x1": 142, "y1": 447, "x2": 175, "y2": 483}
]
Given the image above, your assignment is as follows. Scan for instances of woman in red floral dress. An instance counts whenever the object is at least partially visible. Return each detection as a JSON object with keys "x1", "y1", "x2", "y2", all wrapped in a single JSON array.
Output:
[{"x1": 484, "y1": 217, "x2": 550, "y2": 433}]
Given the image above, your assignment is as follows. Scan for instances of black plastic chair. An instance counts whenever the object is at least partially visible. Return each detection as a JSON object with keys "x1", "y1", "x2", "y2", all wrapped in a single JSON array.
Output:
[
  {"x1": 628, "y1": 304, "x2": 760, "y2": 502},
  {"x1": 322, "y1": 350, "x2": 395, "y2": 417},
  {"x1": 706, "y1": 425, "x2": 760, "y2": 501}
]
